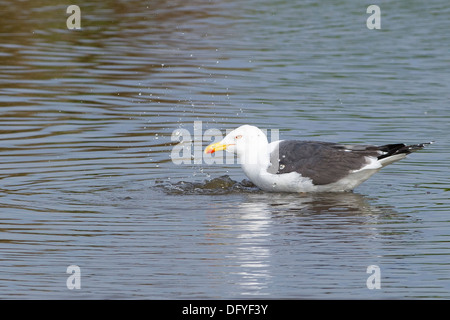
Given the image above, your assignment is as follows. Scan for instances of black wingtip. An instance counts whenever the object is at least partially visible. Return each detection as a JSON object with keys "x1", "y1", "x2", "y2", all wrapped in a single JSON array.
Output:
[
  {"x1": 377, "y1": 141, "x2": 433, "y2": 160},
  {"x1": 407, "y1": 141, "x2": 434, "y2": 151}
]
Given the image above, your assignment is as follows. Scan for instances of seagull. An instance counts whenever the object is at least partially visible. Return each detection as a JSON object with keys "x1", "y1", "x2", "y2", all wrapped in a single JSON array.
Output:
[{"x1": 204, "y1": 125, "x2": 431, "y2": 192}]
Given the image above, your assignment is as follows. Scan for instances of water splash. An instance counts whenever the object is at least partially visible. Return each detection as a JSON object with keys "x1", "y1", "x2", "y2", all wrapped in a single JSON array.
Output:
[{"x1": 154, "y1": 175, "x2": 261, "y2": 195}]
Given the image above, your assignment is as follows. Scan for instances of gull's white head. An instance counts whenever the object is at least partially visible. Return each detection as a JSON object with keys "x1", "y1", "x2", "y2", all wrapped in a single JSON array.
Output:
[{"x1": 204, "y1": 125, "x2": 268, "y2": 162}]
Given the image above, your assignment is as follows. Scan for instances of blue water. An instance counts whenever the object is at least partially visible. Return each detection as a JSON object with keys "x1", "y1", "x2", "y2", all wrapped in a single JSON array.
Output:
[{"x1": 0, "y1": 0, "x2": 449, "y2": 299}]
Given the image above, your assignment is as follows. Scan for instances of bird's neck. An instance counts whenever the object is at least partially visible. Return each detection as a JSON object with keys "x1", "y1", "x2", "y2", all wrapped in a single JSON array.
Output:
[{"x1": 238, "y1": 139, "x2": 270, "y2": 180}]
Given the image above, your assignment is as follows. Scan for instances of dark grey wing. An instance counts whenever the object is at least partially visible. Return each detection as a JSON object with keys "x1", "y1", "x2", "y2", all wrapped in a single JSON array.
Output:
[{"x1": 270, "y1": 140, "x2": 382, "y2": 185}]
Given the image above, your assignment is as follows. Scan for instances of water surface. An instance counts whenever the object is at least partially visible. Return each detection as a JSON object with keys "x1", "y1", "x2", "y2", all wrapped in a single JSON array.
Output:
[{"x1": 0, "y1": 0, "x2": 449, "y2": 299}]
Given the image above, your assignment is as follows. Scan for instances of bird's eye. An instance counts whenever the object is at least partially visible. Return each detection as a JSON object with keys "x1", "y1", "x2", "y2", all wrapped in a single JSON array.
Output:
[{"x1": 235, "y1": 135, "x2": 242, "y2": 140}]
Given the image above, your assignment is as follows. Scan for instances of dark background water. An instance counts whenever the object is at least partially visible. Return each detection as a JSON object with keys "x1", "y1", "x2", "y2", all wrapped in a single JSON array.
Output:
[{"x1": 0, "y1": 0, "x2": 449, "y2": 298}]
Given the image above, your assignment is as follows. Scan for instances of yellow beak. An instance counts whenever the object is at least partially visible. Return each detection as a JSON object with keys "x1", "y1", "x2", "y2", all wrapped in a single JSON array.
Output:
[{"x1": 204, "y1": 142, "x2": 228, "y2": 154}]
